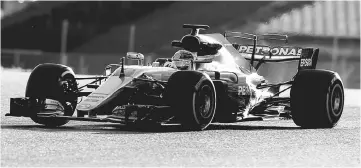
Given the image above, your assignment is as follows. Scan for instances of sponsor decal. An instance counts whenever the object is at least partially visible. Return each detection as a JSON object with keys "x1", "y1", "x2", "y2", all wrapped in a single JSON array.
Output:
[
  {"x1": 84, "y1": 99, "x2": 100, "y2": 102},
  {"x1": 45, "y1": 99, "x2": 60, "y2": 105},
  {"x1": 238, "y1": 85, "x2": 250, "y2": 96},
  {"x1": 87, "y1": 95, "x2": 106, "y2": 99},
  {"x1": 300, "y1": 58, "x2": 312, "y2": 67},
  {"x1": 195, "y1": 55, "x2": 215, "y2": 62},
  {"x1": 238, "y1": 45, "x2": 302, "y2": 57},
  {"x1": 92, "y1": 93, "x2": 109, "y2": 95},
  {"x1": 78, "y1": 104, "x2": 91, "y2": 109},
  {"x1": 87, "y1": 93, "x2": 108, "y2": 99}
]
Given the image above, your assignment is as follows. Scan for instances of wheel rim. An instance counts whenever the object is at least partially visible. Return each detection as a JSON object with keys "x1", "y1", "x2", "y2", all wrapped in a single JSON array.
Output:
[
  {"x1": 60, "y1": 75, "x2": 78, "y2": 96},
  {"x1": 330, "y1": 84, "x2": 343, "y2": 117},
  {"x1": 196, "y1": 85, "x2": 213, "y2": 119},
  {"x1": 39, "y1": 75, "x2": 77, "y2": 117}
]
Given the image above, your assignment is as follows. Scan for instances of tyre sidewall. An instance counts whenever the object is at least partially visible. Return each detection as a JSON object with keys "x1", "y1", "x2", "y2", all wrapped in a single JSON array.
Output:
[
  {"x1": 166, "y1": 71, "x2": 216, "y2": 130},
  {"x1": 324, "y1": 77, "x2": 344, "y2": 127},
  {"x1": 291, "y1": 70, "x2": 344, "y2": 128},
  {"x1": 26, "y1": 64, "x2": 77, "y2": 127},
  {"x1": 191, "y1": 79, "x2": 216, "y2": 128}
]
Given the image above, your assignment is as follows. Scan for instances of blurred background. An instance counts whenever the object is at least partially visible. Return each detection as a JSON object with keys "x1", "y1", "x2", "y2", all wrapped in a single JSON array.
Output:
[{"x1": 1, "y1": 1, "x2": 360, "y2": 88}]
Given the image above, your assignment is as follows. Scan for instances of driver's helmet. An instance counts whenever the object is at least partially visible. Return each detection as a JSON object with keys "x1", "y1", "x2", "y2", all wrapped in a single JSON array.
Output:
[{"x1": 171, "y1": 50, "x2": 196, "y2": 70}]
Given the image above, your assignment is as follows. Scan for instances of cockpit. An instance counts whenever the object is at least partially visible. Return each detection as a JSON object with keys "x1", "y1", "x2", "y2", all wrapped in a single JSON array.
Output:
[
  {"x1": 151, "y1": 24, "x2": 255, "y2": 75},
  {"x1": 167, "y1": 50, "x2": 196, "y2": 70}
]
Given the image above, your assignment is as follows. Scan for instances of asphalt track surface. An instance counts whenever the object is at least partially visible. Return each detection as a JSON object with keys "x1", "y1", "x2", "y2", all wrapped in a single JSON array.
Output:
[{"x1": 1, "y1": 70, "x2": 360, "y2": 167}]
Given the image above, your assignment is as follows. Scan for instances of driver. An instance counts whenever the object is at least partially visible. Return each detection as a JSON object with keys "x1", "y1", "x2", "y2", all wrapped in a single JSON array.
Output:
[{"x1": 164, "y1": 50, "x2": 196, "y2": 70}]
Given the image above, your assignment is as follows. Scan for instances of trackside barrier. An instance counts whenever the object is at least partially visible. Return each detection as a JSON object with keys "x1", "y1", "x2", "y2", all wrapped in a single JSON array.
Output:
[
  {"x1": 0, "y1": 48, "x2": 359, "y2": 88},
  {"x1": 1, "y1": 49, "x2": 157, "y2": 75},
  {"x1": 1, "y1": 49, "x2": 120, "y2": 74}
]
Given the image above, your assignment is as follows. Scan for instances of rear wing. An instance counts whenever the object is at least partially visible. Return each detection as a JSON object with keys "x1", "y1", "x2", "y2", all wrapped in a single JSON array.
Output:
[
  {"x1": 235, "y1": 45, "x2": 319, "y2": 70},
  {"x1": 224, "y1": 31, "x2": 318, "y2": 71},
  {"x1": 224, "y1": 31, "x2": 288, "y2": 43},
  {"x1": 237, "y1": 45, "x2": 301, "y2": 62}
]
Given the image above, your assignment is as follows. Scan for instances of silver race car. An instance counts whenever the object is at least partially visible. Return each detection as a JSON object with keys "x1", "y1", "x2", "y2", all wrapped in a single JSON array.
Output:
[{"x1": 7, "y1": 24, "x2": 344, "y2": 131}]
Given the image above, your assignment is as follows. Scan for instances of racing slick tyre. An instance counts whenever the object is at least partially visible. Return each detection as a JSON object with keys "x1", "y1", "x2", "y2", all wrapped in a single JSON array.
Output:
[
  {"x1": 290, "y1": 69, "x2": 344, "y2": 128},
  {"x1": 25, "y1": 63, "x2": 78, "y2": 127},
  {"x1": 165, "y1": 71, "x2": 216, "y2": 131}
]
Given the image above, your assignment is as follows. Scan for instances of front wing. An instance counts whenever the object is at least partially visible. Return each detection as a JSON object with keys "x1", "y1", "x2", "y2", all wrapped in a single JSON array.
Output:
[{"x1": 6, "y1": 96, "x2": 292, "y2": 125}]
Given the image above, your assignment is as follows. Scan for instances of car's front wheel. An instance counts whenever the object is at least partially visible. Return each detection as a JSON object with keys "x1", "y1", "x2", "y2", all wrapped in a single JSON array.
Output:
[
  {"x1": 26, "y1": 63, "x2": 78, "y2": 127},
  {"x1": 166, "y1": 71, "x2": 216, "y2": 131}
]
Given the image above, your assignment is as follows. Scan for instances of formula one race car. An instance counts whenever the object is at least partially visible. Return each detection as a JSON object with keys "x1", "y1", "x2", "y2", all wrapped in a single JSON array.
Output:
[{"x1": 6, "y1": 24, "x2": 344, "y2": 130}]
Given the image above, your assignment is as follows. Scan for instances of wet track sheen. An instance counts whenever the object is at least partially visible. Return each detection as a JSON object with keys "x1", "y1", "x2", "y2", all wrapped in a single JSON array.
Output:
[{"x1": 1, "y1": 70, "x2": 360, "y2": 167}]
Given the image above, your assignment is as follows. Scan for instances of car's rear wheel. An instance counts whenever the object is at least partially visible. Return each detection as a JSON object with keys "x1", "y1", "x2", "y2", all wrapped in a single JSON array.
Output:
[
  {"x1": 290, "y1": 69, "x2": 344, "y2": 128},
  {"x1": 166, "y1": 71, "x2": 216, "y2": 131},
  {"x1": 26, "y1": 63, "x2": 78, "y2": 127}
]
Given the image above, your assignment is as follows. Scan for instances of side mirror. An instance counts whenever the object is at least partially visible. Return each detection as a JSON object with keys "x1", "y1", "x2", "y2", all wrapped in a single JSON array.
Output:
[
  {"x1": 126, "y1": 52, "x2": 144, "y2": 66},
  {"x1": 193, "y1": 55, "x2": 215, "y2": 63},
  {"x1": 127, "y1": 52, "x2": 144, "y2": 60},
  {"x1": 152, "y1": 62, "x2": 160, "y2": 67},
  {"x1": 105, "y1": 66, "x2": 112, "y2": 76},
  {"x1": 104, "y1": 64, "x2": 121, "y2": 76}
]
